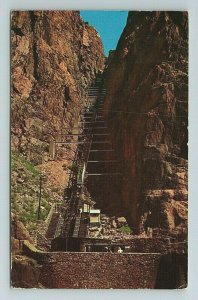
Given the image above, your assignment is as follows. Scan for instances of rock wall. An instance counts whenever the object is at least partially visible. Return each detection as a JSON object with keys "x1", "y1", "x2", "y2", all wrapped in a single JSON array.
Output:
[
  {"x1": 11, "y1": 11, "x2": 105, "y2": 230},
  {"x1": 104, "y1": 12, "x2": 188, "y2": 234},
  {"x1": 11, "y1": 213, "x2": 34, "y2": 254},
  {"x1": 11, "y1": 256, "x2": 42, "y2": 288},
  {"x1": 11, "y1": 11, "x2": 104, "y2": 163},
  {"x1": 12, "y1": 243, "x2": 187, "y2": 289},
  {"x1": 12, "y1": 250, "x2": 161, "y2": 288},
  {"x1": 39, "y1": 252, "x2": 161, "y2": 288}
]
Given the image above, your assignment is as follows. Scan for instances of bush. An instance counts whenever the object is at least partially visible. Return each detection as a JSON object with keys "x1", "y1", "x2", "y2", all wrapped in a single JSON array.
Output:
[
  {"x1": 119, "y1": 225, "x2": 132, "y2": 234},
  {"x1": 11, "y1": 152, "x2": 40, "y2": 178}
]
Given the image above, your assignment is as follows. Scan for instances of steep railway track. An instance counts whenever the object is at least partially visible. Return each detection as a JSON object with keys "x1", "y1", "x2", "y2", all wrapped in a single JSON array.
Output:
[{"x1": 46, "y1": 71, "x2": 122, "y2": 244}]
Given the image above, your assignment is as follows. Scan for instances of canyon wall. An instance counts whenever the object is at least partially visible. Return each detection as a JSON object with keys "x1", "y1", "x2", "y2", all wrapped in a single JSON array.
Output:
[
  {"x1": 11, "y1": 11, "x2": 104, "y2": 231},
  {"x1": 11, "y1": 10, "x2": 104, "y2": 162},
  {"x1": 104, "y1": 12, "x2": 188, "y2": 234}
]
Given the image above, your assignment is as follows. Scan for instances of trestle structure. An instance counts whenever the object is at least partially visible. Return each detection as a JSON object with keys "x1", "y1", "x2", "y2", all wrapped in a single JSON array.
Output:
[{"x1": 47, "y1": 72, "x2": 122, "y2": 246}]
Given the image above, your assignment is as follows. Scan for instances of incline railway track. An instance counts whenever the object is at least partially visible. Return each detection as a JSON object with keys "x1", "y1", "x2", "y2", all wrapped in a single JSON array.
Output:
[{"x1": 45, "y1": 71, "x2": 122, "y2": 245}]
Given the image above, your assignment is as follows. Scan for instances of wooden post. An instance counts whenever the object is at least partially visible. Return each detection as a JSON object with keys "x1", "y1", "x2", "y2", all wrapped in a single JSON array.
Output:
[
  {"x1": 37, "y1": 174, "x2": 42, "y2": 220},
  {"x1": 49, "y1": 137, "x2": 55, "y2": 160}
]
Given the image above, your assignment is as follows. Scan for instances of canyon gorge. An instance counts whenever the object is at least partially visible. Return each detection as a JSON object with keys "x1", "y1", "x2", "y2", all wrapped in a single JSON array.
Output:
[{"x1": 11, "y1": 11, "x2": 188, "y2": 289}]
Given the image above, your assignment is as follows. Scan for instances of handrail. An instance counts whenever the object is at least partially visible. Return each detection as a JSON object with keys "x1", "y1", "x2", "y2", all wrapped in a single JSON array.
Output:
[{"x1": 45, "y1": 203, "x2": 56, "y2": 226}]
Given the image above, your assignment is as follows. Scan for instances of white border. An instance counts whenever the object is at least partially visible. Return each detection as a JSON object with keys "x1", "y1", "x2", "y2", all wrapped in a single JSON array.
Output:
[{"x1": 1, "y1": 0, "x2": 198, "y2": 299}]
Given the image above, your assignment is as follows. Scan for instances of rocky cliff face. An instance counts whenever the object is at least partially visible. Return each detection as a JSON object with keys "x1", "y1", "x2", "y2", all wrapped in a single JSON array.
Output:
[
  {"x1": 104, "y1": 12, "x2": 188, "y2": 235},
  {"x1": 11, "y1": 11, "x2": 104, "y2": 161},
  {"x1": 11, "y1": 11, "x2": 104, "y2": 231}
]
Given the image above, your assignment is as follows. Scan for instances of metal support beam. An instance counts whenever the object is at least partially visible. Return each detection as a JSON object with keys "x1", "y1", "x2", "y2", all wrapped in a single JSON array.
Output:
[
  {"x1": 88, "y1": 160, "x2": 119, "y2": 163},
  {"x1": 56, "y1": 141, "x2": 110, "y2": 145},
  {"x1": 87, "y1": 173, "x2": 122, "y2": 176},
  {"x1": 56, "y1": 142, "x2": 87, "y2": 144},
  {"x1": 61, "y1": 127, "x2": 83, "y2": 130},
  {"x1": 82, "y1": 120, "x2": 105, "y2": 123},
  {"x1": 85, "y1": 127, "x2": 108, "y2": 129},
  {"x1": 57, "y1": 134, "x2": 88, "y2": 136},
  {"x1": 92, "y1": 133, "x2": 109, "y2": 135},
  {"x1": 89, "y1": 149, "x2": 114, "y2": 152},
  {"x1": 56, "y1": 133, "x2": 109, "y2": 136},
  {"x1": 91, "y1": 141, "x2": 111, "y2": 143}
]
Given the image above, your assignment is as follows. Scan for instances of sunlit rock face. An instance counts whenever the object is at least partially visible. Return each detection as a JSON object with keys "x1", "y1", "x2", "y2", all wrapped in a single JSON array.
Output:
[
  {"x1": 104, "y1": 12, "x2": 188, "y2": 234},
  {"x1": 11, "y1": 11, "x2": 105, "y2": 163},
  {"x1": 11, "y1": 10, "x2": 105, "y2": 237}
]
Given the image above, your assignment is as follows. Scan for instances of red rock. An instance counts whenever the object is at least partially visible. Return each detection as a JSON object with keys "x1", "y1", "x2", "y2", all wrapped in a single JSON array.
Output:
[{"x1": 104, "y1": 12, "x2": 188, "y2": 235}]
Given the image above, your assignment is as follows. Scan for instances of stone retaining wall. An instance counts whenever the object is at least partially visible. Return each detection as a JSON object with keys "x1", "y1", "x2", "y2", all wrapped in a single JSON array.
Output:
[
  {"x1": 20, "y1": 240, "x2": 187, "y2": 289},
  {"x1": 39, "y1": 252, "x2": 161, "y2": 288}
]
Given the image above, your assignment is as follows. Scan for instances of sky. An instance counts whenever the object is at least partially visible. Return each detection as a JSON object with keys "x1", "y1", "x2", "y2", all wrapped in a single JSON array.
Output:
[{"x1": 80, "y1": 11, "x2": 128, "y2": 56}]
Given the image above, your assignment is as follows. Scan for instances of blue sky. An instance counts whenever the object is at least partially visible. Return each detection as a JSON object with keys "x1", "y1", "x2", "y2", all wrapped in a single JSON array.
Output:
[{"x1": 80, "y1": 11, "x2": 128, "y2": 56}]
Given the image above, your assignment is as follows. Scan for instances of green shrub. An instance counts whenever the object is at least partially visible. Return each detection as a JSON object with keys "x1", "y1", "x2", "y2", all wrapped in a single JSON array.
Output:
[
  {"x1": 119, "y1": 225, "x2": 132, "y2": 234},
  {"x1": 11, "y1": 152, "x2": 40, "y2": 178}
]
